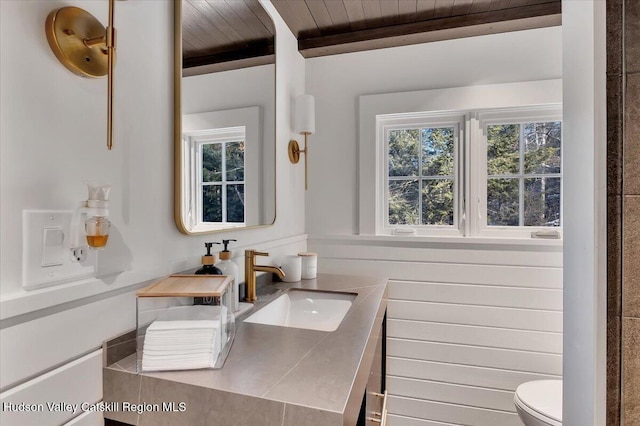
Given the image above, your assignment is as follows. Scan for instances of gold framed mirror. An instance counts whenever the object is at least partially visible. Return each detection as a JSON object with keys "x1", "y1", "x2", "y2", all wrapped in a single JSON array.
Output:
[{"x1": 174, "y1": 0, "x2": 276, "y2": 235}]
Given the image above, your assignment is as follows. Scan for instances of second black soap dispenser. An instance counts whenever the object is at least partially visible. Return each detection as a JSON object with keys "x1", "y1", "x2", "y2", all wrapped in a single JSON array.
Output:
[
  {"x1": 195, "y1": 242, "x2": 222, "y2": 275},
  {"x1": 194, "y1": 242, "x2": 222, "y2": 305}
]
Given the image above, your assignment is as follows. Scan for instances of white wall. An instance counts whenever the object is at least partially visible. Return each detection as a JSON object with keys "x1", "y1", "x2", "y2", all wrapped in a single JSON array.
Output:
[
  {"x1": 306, "y1": 26, "x2": 564, "y2": 426},
  {"x1": 561, "y1": 1, "x2": 607, "y2": 425},
  {"x1": 0, "y1": 0, "x2": 306, "y2": 415}
]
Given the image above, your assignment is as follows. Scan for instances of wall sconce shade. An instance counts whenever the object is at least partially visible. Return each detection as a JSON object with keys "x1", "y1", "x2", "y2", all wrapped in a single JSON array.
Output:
[
  {"x1": 289, "y1": 94, "x2": 316, "y2": 190},
  {"x1": 294, "y1": 94, "x2": 315, "y2": 135}
]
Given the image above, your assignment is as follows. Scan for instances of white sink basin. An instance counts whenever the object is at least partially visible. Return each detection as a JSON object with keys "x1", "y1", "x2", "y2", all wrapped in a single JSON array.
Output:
[{"x1": 244, "y1": 289, "x2": 356, "y2": 332}]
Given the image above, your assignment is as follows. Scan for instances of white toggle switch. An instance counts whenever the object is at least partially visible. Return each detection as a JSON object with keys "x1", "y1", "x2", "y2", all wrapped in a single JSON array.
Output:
[{"x1": 41, "y1": 227, "x2": 65, "y2": 266}]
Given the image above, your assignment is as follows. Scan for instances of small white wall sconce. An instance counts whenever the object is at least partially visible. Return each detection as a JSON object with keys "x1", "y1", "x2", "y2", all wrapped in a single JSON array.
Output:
[
  {"x1": 288, "y1": 94, "x2": 315, "y2": 190},
  {"x1": 45, "y1": 0, "x2": 124, "y2": 150}
]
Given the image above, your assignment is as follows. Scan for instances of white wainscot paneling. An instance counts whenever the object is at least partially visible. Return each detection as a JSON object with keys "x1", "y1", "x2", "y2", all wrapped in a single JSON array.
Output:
[
  {"x1": 0, "y1": 350, "x2": 102, "y2": 426},
  {"x1": 310, "y1": 237, "x2": 562, "y2": 426},
  {"x1": 388, "y1": 415, "x2": 460, "y2": 426},
  {"x1": 388, "y1": 320, "x2": 562, "y2": 353},
  {"x1": 389, "y1": 300, "x2": 562, "y2": 333},
  {"x1": 388, "y1": 338, "x2": 561, "y2": 376},
  {"x1": 388, "y1": 377, "x2": 515, "y2": 412},
  {"x1": 388, "y1": 396, "x2": 522, "y2": 426},
  {"x1": 311, "y1": 240, "x2": 562, "y2": 268},
  {"x1": 318, "y1": 258, "x2": 561, "y2": 289},
  {"x1": 389, "y1": 281, "x2": 562, "y2": 310},
  {"x1": 387, "y1": 357, "x2": 559, "y2": 391},
  {"x1": 0, "y1": 291, "x2": 136, "y2": 389}
]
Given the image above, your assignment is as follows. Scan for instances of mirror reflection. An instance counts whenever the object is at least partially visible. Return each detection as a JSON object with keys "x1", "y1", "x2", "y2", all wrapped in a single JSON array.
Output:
[{"x1": 176, "y1": 0, "x2": 276, "y2": 234}]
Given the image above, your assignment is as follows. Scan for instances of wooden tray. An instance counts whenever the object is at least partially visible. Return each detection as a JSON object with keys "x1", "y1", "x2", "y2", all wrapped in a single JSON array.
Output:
[{"x1": 137, "y1": 275, "x2": 232, "y2": 298}]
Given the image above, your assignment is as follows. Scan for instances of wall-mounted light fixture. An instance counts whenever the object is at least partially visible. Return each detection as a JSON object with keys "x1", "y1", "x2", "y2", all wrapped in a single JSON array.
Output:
[
  {"x1": 45, "y1": 0, "x2": 123, "y2": 150},
  {"x1": 288, "y1": 94, "x2": 315, "y2": 190}
]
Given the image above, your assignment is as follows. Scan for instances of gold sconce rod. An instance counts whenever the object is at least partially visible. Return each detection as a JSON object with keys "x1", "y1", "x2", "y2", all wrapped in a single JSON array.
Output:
[
  {"x1": 107, "y1": 0, "x2": 116, "y2": 150},
  {"x1": 289, "y1": 94, "x2": 315, "y2": 191},
  {"x1": 45, "y1": 0, "x2": 121, "y2": 151},
  {"x1": 288, "y1": 132, "x2": 311, "y2": 190}
]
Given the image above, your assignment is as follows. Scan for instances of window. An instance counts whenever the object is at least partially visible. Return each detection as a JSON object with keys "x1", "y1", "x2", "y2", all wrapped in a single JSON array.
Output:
[
  {"x1": 379, "y1": 113, "x2": 464, "y2": 236},
  {"x1": 485, "y1": 120, "x2": 562, "y2": 228},
  {"x1": 201, "y1": 138, "x2": 245, "y2": 224},
  {"x1": 185, "y1": 126, "x2": 246, "y2": 229},
  {"x1": 376, "y1": 106, "x2": 562, "y2": 238}
]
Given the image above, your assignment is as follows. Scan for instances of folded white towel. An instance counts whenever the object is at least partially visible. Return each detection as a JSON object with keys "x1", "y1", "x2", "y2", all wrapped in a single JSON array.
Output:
[
  {"x1": 147, "y1": 320, "x2": 218, "y2": 331},
  {"x1": 141, "y1": 319, "x2": 220, "y2": 371}
]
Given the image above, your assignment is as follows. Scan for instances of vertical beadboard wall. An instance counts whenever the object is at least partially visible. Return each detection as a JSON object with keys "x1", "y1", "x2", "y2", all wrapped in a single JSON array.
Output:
[{"x1": 309, "y1": 237, "x2": 562, "y2": 426}]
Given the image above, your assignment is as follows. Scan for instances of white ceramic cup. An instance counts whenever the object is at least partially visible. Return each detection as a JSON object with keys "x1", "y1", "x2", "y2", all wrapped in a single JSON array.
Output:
[
  {"x1": 281, "y1": 255, "x2": 302, "y2": 282},
  {"x1": 299, "y1": 252, "x2": 318, "y2": 279}
]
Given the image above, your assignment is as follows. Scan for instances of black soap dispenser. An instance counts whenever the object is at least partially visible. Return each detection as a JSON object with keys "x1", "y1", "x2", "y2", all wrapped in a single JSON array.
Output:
[{"x1": 195, "y1": 242, "x2": 222, "y2": 275}]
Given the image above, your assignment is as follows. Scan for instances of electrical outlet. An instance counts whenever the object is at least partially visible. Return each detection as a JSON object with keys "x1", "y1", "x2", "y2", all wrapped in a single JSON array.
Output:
[{"x1": 71, "y1": 247, "x2": 88, "y2": 263}]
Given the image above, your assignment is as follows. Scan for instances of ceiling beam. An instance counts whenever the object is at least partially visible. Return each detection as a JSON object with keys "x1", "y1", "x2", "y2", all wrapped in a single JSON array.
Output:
[
  {"x1": 183, "y1": 39, "x2": 275, "y2": 72},
  {"x1": 298, "y1": 1, "x2": 561, "y2": 58}
]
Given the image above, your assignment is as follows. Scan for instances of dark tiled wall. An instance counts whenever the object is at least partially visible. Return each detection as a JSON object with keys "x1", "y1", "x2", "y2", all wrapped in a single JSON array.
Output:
[{"x1": 608, "y1": 1, "x2": 640, "y2": 425}]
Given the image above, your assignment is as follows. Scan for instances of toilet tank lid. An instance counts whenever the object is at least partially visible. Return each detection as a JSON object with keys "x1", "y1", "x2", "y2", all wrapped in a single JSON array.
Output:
[{"x1": 515, "y1": 380, "x2": 562, "y2": 422}]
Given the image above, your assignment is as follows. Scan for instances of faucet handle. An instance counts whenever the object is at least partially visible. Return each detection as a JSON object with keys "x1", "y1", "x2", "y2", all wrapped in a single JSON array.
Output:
[{"x1": 245, "y1": 249, "x2": 269, "y2": 257}]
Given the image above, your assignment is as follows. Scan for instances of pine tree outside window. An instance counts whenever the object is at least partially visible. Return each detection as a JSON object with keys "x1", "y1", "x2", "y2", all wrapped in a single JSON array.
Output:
[{"x1": 377, "y1": 106, "x2": 562, "y2": 238}]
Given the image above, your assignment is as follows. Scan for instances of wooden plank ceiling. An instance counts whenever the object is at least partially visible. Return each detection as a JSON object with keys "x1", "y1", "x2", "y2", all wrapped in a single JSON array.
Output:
[
  {"x1": 271, "y1": 0, "x2": 562, "y2": 57},
  {"x1": 182, "y1": 0, "x2": 275, "y2": 73},
  {"x1": 181, "y1": 0, "x2": 561, "y2": 72}
]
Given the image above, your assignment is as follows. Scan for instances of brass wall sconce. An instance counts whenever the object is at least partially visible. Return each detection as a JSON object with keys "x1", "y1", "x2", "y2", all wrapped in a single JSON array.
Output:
[
  {"x1": 288, "y1": 94, "x2": 316, "y2": 190},
  {"x1": 45, "y1": 0, "x2": 122, "y2": 150}
]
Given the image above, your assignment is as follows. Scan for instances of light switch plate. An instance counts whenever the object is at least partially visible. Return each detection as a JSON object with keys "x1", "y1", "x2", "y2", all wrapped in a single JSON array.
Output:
[{"x1": 22, "y1": 210, "x2": 95, "y2": 290}]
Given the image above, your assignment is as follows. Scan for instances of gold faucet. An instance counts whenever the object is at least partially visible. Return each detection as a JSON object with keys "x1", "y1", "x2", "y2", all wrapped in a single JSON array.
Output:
[{"x1": 244, "y1": 250, "x2": 285, "y2": 302}]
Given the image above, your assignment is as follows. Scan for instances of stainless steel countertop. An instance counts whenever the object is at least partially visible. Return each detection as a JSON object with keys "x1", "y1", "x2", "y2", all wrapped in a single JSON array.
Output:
[{"x1": 104, "y1": 273, "x2": 388, "y2": 425}]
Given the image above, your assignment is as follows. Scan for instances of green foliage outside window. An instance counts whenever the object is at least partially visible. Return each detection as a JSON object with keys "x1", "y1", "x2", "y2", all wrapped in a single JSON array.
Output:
[
  {"x1": 202, "y1": 141, "x2": 245, "y2": 223},
  {"x1": 386, "y1": 119, "x2": 561, "y2": 230},
  {"x1": 388, "y1": 127, "x2": 454, "y2": 226},
  {"x1": 487, "y1": 121, "x2": 561, "y2": 227}
]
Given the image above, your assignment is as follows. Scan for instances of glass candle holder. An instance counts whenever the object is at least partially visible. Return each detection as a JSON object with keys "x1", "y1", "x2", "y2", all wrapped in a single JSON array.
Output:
[{"x1": 85, "y1": 216, "x2": 110, "y2": 249}]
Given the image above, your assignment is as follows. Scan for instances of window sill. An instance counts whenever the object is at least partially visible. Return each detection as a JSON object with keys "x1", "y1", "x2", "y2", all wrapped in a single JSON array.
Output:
[{"x1": 308, "y1": 233, "x2": 563, "y2": 250}]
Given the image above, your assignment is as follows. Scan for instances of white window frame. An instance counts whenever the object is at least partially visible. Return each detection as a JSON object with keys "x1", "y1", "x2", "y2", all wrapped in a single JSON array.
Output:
[
  {"x1": 374, "y1": 106, "x2": 562, "y2": 238},
  {"x1": 181, "y1": 106, "x2": 261, "y2": 233},
  {"x1": 471, "y1": 105, "x2": 563, "y2": 238},
  {"x1": 377, "y1": 112, "x2": 465, "y2": 236},
  {"x1": 358, "y1": 79, "x2": 563, "y2": 240},
  {"x1": 185, "y1": 127, "x2": 246, "y2": 231}
]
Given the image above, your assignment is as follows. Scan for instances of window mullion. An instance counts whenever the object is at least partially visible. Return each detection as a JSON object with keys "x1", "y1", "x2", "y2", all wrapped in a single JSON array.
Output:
[
  {"x1": 465, "y1": 114, "x2": 476, "y2": 237},
  {"x1": 418, "y1": 128, "x2": 423, "y2": 226},
  {"x1": 459, "y1": 121, "x2": 465, "y2": 236},
  {"x1": 196, "y1": 142, "x2": 203, "y2": 226},
  {"x1": 519, "y1": 123, "x2": 525, "y2": 226},
  {"x1": 221, "y1": 142, "x2": 227, "y2": 223}
]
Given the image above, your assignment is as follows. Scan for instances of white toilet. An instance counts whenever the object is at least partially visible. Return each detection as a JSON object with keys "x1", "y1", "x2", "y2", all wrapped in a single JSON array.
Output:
[{"x1": 514, "y1": 380, "x2": 562, "y2": 426}]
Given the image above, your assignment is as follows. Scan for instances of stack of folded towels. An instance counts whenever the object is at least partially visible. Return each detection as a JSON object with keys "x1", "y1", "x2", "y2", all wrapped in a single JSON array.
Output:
[{"x1": 141, "y1": 320, "x2": 220, "y2": 371}]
